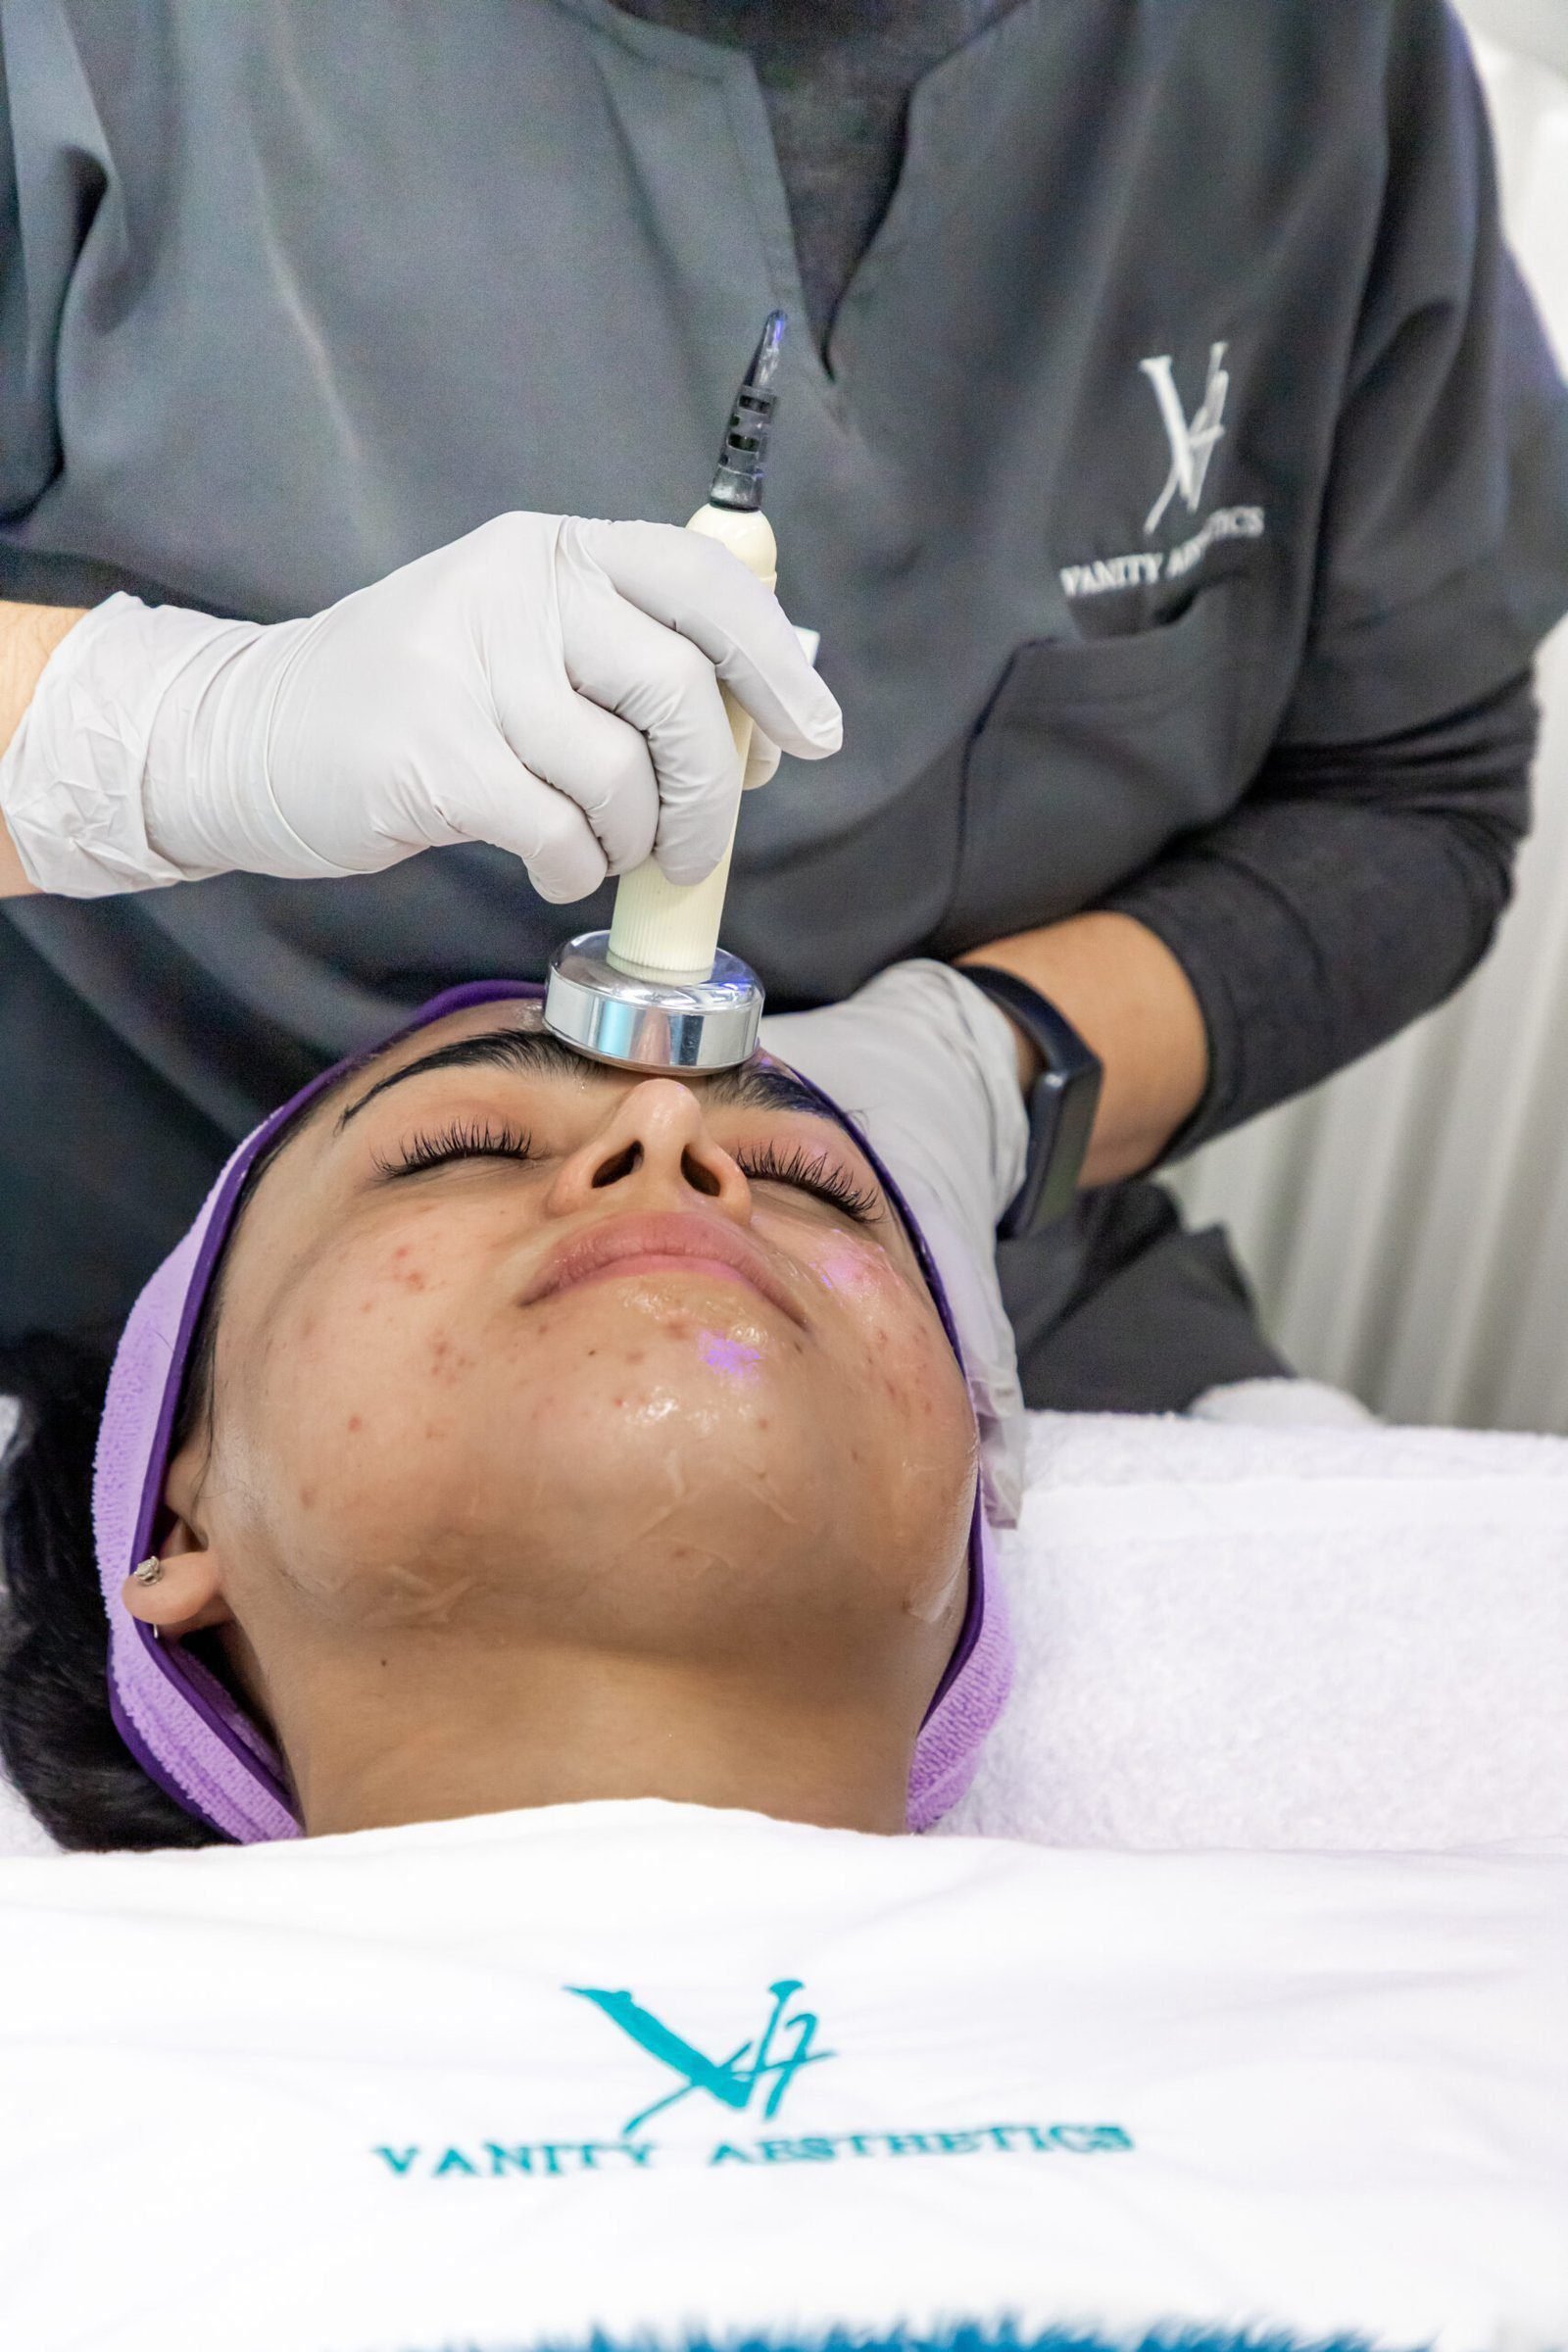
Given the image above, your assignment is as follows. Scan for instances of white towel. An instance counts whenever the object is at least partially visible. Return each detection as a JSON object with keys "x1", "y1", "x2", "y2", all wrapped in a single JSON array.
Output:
[
  {"x1": 3, "y1": 1404, "x2": 1566, "y2": 1859},
  {"x1": 939, "y1": 1409, "x2": 1568, "y2": 1851}
]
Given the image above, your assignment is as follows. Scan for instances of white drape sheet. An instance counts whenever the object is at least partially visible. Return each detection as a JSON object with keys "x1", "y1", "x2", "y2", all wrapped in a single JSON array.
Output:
[{"x1": 0, "y1": 1801, "x2": 1562, "y2": 2351}]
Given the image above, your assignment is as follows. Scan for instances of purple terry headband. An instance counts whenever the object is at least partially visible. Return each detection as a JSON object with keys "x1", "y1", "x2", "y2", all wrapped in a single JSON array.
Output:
[{"x1": 94, "y1": 981, "x2": 1011, "y2": 1843}]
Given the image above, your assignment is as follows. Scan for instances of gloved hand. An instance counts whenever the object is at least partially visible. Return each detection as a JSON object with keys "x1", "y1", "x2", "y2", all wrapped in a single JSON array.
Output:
[
  {"x1": 761, "y1": 959, "x2": 1030, "y2": 1525},
  {"x1": 0, "y1": 514, "x2": 840, "y2": 903}
]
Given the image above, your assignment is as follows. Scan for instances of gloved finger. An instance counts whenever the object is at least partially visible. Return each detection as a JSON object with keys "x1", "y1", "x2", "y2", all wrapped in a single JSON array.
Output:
[
  {"x1": 554, "y1": 574, "x2": 741, "y2": 880},
  {"x1": 906, "y1": 1192, "x2": 1026, "y2": 1528},
  {"x1": 488, "y1": 661, "x2": 661, "y2": 875},
  {"x1": 742, "y1": 725, "x2": 781, "y2": 791},
  {"x1": 571, "y1": 517, "x2": 843, "y2": 762},
  {"x1": 429, "y1": 739, "x2": 610, "y2": 904}
]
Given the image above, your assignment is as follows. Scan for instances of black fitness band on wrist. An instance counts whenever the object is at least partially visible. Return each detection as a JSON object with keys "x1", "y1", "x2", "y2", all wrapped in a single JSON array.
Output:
[{"x1": 958, "y1": 963, "x2": 1104, "y2": 1241}]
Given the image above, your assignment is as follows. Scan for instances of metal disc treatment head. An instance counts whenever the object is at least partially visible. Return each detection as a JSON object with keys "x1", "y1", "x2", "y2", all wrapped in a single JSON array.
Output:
[{"x1": 543, "y1": 932, "x2": 764, "y2": 1072}]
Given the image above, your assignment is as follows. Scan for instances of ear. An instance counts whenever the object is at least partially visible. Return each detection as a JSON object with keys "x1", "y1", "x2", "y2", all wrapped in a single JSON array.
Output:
[{"x1": 119, "y1": 1515, "x2": 236, "y2": 1638}]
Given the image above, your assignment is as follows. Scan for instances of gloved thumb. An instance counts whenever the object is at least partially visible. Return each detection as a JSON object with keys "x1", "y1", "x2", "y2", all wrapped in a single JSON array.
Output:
[{"x1": 742, "y1": 726, "x2": 782, "y2": 791}]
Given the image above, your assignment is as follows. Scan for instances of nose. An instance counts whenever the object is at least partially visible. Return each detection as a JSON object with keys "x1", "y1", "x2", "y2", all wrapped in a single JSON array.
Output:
[{"x1": 544, "y1": 1078, "x2": 752, "y2": 1222}]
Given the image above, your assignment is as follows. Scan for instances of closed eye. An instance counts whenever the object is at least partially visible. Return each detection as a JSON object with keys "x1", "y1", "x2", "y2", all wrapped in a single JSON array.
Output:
[
  {"x1": 371, "y1": 1118, "x2": 535, "y2": 1179},
  {"x1": 734, "y1": 1141, "x2": 880, "y2": 1224}
]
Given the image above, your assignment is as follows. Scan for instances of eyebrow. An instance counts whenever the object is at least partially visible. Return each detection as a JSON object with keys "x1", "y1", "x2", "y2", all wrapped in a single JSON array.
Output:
[{"x1": 333, "y1": 1025, "x2": 846, "y2": 1136}]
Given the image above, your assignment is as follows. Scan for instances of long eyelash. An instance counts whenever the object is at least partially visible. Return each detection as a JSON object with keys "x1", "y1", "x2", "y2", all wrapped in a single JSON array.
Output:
[
  {"x1": 371, "y1": 1118, "x2": 535, "y2": 1179},
  {"x1": 734, "y1": 1141, "x2": 880, "y2": 1223}
]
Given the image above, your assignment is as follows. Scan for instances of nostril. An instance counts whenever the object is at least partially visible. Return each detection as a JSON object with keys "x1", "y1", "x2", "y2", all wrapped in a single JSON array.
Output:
[
  {"x1": 681, "y1": 1150, "x2": 722, "y2": 1199},
  {"x1": 592, "y1": 1143, "x2": 642, "y2": 1189}
]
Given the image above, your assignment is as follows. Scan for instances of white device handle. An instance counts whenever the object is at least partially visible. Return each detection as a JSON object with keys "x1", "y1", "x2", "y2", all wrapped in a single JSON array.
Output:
[{"x1": 604, "y1": 501, "x2": 778, "y2": 984}]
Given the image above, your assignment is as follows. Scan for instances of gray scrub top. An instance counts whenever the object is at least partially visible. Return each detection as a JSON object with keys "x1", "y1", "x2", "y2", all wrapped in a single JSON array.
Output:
[{"x1": 2, "y1": 0, "x2": 1567, "y2": 1336}]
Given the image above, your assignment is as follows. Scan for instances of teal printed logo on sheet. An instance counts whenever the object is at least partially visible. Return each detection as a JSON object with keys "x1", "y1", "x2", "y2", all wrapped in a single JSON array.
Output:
[
  {"x1": 567, "y1": 1976, "x2": 832, "y2": 2135},
  {"x1": 368, "y1": 1974, "x2": 1135, "y2": 2180}
]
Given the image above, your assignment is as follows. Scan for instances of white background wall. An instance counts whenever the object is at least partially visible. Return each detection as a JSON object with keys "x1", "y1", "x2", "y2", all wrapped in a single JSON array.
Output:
[
  {"x1": 1459, "y1": 0, "x2": 1568, "y2": 76},
  {"x1": 1167, "y1": 16, "x2": 1568, "y2": 1434}
]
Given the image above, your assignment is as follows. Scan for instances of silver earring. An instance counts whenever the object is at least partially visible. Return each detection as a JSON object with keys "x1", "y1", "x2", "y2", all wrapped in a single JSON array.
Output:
[{"x1": 131, "y1": 1556, "x2": 165, "y2": 1586}]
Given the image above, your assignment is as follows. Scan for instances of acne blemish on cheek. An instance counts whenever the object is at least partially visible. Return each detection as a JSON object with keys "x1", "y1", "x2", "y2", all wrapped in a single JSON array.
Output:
[
  {"x1": 347, "y1": 1415, "x2": 363, "y2": 1434},
  {"x1": 389, "y1": 1243, "x2": 428, "y2": 1292}
]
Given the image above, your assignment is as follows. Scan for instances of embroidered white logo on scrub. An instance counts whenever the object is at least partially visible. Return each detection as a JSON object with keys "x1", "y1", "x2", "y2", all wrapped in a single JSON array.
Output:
[
  {"x1": 1140, "y1": 342, "x2": 1230, "y2": 533},
  {"x1": 1056, "y1": 339, "x2": 1265, "y2": 604}
]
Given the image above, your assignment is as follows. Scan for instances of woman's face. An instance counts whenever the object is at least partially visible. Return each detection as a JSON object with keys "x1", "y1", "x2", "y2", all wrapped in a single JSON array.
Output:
[{"x1": 155, "y1": 1002, "x2": 979, "y2": 1775}]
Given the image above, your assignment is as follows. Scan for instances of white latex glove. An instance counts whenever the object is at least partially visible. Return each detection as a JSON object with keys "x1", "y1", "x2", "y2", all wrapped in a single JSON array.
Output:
[
  {"x1": 0, "y1": 514, "x2": 841, "y2": 903},
  {"x1": 740, "y1": 626, "x2": 820, "y2": 793},
  {"x1": 761, "y1": 958, "x2": 1030, "y2": 1525}
]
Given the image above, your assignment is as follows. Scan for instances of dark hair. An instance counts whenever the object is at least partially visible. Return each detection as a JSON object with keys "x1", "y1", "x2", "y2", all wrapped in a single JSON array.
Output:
[{"x1": 0, "y1": 1126, "x2": 297, "y2": 1851}]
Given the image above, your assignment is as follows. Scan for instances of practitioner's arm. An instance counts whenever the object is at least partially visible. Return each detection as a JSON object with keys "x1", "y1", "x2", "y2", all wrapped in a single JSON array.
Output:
[
  {"x1": 0, "y1": 600, "x2": 85, "y2": 897},
  {"x1": 961, "y1": 672, "x2": 1537, "y2": 1191},
  {"x1": 957, "y1": 911, "x2": 1208, "y2": 1190}
]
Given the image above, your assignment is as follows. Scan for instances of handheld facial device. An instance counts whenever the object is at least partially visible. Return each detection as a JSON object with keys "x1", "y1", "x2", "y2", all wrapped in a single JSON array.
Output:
[{"x1": 544, "y1": 314, "x2": 787, "y2": 1072}]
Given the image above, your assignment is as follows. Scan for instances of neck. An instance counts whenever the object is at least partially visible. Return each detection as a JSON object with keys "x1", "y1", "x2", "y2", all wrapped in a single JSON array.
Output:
[{"x1": 273, "y1": 1640, "x2": 921, "y2": 1839}]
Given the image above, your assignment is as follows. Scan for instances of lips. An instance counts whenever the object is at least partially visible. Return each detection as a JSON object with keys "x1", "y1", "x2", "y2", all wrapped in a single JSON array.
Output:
[{"x1": 523, "y1": 1210, "x2": 806, "y2": 1326}]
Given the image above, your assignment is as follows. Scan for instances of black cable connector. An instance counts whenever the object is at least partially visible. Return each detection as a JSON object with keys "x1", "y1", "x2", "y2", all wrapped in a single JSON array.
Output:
[{"x1": 709, "y1": 310, "x2": 788, "y2": 512}]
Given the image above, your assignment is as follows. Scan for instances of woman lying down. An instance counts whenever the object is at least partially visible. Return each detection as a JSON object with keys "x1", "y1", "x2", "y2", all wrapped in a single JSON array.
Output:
[{"x1": 0, "y1": 975, "x2": 1561, "y2": 2352}]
